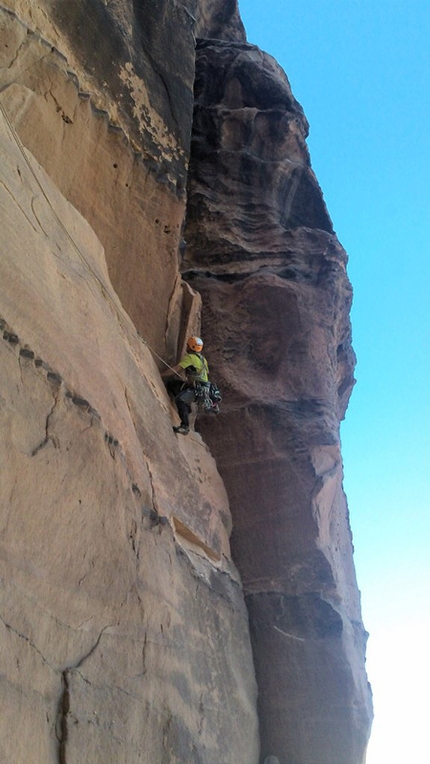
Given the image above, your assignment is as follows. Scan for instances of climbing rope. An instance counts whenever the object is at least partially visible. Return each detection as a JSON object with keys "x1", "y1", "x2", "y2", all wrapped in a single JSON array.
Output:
[{"x1": 0, "y1": 100, "x2": 183, "y2": 379}]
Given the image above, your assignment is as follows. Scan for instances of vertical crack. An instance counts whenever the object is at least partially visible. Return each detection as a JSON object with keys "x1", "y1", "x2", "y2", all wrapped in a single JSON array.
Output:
[
  {"x1": 31, "y1": 393, "x2": 59, "y2": 456},
  {"x1": 2, "y1": 615, "x2": 114, "y2": 764},
  {"x1": 5, "y1": 35, "x2": 29, "y2": 71},
  {"x1": 142, "y1": 631, "x2": 148, "y2": 675},
  {"x1": 146, "y1": 463, "x2": 161, "y2": 517},
  {"x1": 57, "y1": 670, "x2": 70, "y2": 764},
  {"x1": 54, "y1": 625, "x2": 113, "y2": 764}
]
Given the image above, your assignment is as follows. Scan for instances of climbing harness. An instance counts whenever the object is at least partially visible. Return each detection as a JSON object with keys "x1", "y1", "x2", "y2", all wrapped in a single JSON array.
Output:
[{"x1": 194, "y1": 381, "x2": 222, "y2": 413}]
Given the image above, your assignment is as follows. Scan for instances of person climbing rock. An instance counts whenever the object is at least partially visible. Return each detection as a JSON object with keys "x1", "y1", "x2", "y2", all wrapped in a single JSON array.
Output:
[{"x1": 162, "y1": 336, "x2": 209, "y2": 435}]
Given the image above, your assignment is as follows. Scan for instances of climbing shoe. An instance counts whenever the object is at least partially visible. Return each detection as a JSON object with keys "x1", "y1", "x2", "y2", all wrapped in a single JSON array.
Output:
[{"x1": 173, "y1": 424, "x2": 189, "y2": 435}]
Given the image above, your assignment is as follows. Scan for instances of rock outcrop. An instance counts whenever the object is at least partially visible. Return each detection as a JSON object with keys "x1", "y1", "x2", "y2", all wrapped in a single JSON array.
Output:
[
  {"x1": 0, "y1": 100, "x2": 260, "y2": 764},
  {"x1": 184, "y1": 40, "x2": 372, "y2": 763},
  {"x1": 0, "y1": 1, "x2": 372, "y2": 763}
]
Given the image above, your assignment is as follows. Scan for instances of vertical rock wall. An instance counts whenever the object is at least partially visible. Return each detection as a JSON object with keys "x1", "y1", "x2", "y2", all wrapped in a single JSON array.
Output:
[
  {"x1": 0, "y1": 2, "x2": 259, "y2": 762},
  {"x1": 0, "y1": 1, "x2": 372, "y2": 762},
  {"x1": 0, "y1": 0, "x2": 196, "y2": 358},
  {"x1": 184, "y1": 39, "x2": 373, "y2": 763}
]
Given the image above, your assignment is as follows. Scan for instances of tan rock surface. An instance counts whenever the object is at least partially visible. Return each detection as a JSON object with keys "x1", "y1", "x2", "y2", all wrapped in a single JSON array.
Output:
[
  {"x1": 0, "y1": 108, "x2": 259, "y2": 763},
  {"x1": 0, "y1": 2, "x2": 193, "y2": 358}
]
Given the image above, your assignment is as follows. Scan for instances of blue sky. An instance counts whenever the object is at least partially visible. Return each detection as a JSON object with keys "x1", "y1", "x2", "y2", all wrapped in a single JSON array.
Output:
[{"x1": 239, "y1": 2, "x2": 430, "y2": 761}]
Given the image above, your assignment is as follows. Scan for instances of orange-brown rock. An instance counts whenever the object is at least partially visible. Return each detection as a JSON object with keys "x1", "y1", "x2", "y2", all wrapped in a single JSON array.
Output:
[
  {"x1": 0, "y1": 3, "x2": 259, "y2": 762},
  {"x1": 0, "y1": 105, "x2": 259, "y2": 763},
  {"x1": 0, "y1": 2, "x2": 372, "y2": 763},
  {"x1": 0, "y1": 0, "x2": 194, "y2": 359},
  {"x1": 184, "y1": 39, "x2": 372, "y2": 763}
]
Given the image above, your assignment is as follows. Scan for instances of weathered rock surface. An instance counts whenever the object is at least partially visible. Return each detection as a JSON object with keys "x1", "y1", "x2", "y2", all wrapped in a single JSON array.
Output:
[
  {"x1": 0, "y1": 1, "x2": 372, "y2": 763},
  {"x1": 0, "y1": 0, "x2": 193, "y2": 358},
  {"x1": 184, "y1": 39, "x2": 372, "y2": 763},
  {"x1": 194, "y1": 0, "x2": 246, "y2": 41},
  {"x1": 0, "y1": 33, "x2": 258, "y2": 764}
]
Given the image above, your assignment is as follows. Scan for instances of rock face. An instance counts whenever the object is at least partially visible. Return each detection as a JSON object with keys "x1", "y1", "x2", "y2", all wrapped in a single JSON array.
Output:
[
  {"x1": 0, "y1": 1, "x2": 372, "y2": 763},
  {"x1": 0, "y1": 102, "x2": 258, "y2": 763},
  {"x1": 184, "y1": 40, "x2": 373, "y2": 763},
  {"x1": 0, "y1": 0, "x2": 196, "y2": 358}
]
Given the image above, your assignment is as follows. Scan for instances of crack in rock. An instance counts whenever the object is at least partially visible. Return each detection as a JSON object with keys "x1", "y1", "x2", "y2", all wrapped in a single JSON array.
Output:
[
  {"x1": 55, "y1": 624, "x2": 114, "y2": 764},
  {"x1": 57, "y1": 670, "x2": 70, "y2": 764},
  {"x1": 31, "y1": 392, "x2": 60, "y2": 455},
  {"x1": 0, "y1": 176, "x2": 39, "y2": 232},
  {"x1": 0, "y1": 613, "x2": 56, "y2": 670}
]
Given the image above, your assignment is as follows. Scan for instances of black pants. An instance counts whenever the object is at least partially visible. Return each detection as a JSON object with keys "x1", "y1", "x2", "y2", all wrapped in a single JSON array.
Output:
[{"x1": 166, "y1": 380, "x2": 196, "y2": 427}]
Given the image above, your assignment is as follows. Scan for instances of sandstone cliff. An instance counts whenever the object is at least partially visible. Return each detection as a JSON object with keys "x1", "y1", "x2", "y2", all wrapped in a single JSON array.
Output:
[
  {"x1": 0, "y1": 2, "x2": 372, "y2": 763},
  {"x1": 184, "y1": 39, "x2": 372, "y2": 763}
]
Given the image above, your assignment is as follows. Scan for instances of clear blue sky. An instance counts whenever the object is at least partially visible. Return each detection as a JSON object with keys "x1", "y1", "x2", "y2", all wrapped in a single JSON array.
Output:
[{"x1": 239, "y1": 2, "x2": 430, "y2": 761}]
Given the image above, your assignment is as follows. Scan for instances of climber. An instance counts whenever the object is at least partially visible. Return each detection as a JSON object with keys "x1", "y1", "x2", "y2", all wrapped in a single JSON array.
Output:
[{"x1": 162, "y1": 335, "x2": 209, "y2": 435}]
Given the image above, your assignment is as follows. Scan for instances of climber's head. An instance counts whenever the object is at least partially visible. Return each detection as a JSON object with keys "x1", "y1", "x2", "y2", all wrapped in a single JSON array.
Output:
[{"x1": 187, "y1": 336, "x2": 203, "y2": 353}]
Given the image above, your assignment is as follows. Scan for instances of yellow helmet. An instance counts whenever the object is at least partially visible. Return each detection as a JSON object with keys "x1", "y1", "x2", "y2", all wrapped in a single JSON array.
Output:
[{"x1": 187, "y1": 336, "x2": 203, "y2": 352}]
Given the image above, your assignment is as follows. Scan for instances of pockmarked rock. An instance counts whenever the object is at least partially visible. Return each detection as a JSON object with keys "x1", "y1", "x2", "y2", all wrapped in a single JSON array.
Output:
[{"x1": 0, "y1": 1, "x2": 194, "y2": 358}]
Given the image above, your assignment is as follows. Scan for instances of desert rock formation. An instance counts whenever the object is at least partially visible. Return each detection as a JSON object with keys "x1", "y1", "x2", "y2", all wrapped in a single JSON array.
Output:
[
  {"x1": 184, "y1": 40, "x2": 372, "y2": 763},
  {"x1": 0, "y1": 1, "x2": 372, "y2": 763}
]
